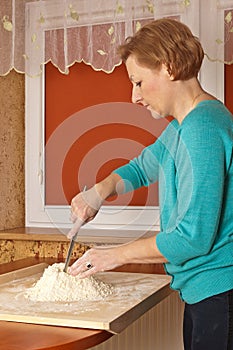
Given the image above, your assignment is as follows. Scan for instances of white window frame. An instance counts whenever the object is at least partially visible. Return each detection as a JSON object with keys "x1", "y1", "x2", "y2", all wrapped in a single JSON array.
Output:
[{"x1": 25, "y1": 0, "x2": 226, "y2": 238}]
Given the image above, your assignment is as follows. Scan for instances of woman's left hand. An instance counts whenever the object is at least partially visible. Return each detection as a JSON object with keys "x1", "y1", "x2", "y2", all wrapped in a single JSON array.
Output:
[
  {"x1": 68, "y1": 246, "x2": 123, "y2": 278},
  {"x1": 68, "y1": 235, "x2": 167, "y2": 277}
]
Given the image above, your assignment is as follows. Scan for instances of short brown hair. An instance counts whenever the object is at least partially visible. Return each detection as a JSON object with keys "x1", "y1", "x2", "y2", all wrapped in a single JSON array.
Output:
[{"x1": 117, "y1": 18, "x2": 204, "y2": 81}]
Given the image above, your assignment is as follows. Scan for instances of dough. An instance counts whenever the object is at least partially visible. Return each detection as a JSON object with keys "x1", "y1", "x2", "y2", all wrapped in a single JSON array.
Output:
[{"x1": 24, "y1": 263, "x2": 113, "y2": 302}]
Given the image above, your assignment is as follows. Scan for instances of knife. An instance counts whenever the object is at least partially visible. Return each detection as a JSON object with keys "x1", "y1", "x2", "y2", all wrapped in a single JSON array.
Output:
[{"x1": 63, "y1": 186, "x2": 87, "y2": 273}]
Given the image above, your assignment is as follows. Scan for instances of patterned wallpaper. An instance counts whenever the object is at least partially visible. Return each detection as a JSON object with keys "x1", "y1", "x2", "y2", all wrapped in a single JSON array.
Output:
[{"x1": 0, "y1": 70, "x2": 25, "y2": 230}]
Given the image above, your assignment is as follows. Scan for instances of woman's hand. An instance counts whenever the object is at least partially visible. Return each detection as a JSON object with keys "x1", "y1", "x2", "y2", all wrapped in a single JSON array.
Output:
[
  {"x1": 67, "y1": 185, "x2": 104, "y2": 239},
  {"x1": 68, "y1": 236, "x2": 167, "y2": 278},
  {"x1": 67, "y1": 174, "x2": 124, "y2": 239},
  {"x1": 68, "y1": 246, "x2": 123, "y2": 278}
]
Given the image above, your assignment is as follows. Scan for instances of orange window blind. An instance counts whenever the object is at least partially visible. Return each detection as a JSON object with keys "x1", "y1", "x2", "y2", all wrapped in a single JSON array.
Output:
[
  {"x1": 45, "y1": 62, "x2": 233, "y2": 207},
  {"x1": 45, "y1": 62, "x2": 168, "y2": 206}
]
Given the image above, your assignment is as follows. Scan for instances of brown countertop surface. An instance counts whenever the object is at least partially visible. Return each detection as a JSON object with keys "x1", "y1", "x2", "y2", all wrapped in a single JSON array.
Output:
[{"x1": 0, "y1": 257, "x2": 165, "y2": 350}]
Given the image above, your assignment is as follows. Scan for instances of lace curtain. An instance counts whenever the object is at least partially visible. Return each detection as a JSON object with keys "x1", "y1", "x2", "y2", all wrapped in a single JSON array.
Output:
[{"x1": 0, "y1": 0, "x2": 233, "y2": 76}]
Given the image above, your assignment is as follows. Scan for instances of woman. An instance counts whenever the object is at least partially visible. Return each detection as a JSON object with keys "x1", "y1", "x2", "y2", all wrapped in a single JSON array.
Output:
[{"x1": 68, "y1": 19, "x2": 233, "y2": 349}]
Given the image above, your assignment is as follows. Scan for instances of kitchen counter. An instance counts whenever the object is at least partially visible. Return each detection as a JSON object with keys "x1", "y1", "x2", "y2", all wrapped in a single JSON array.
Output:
[
  {"x1": 0, "y1": 257, "x2": 172, "y2": 350},
  {"x1": 0, "y1": 258, "x2": 113, "y2": 350}
]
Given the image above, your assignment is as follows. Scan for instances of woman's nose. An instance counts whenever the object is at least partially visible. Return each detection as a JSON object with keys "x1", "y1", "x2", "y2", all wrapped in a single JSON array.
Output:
[{"x1": 131, "y1": 86, "x2": 142, "y2": 104}]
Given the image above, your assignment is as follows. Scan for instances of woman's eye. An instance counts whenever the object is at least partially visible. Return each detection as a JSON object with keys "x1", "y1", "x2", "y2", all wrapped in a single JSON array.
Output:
[{"x1": 136, "y1": 81, "x2": 141, "y2": 87}]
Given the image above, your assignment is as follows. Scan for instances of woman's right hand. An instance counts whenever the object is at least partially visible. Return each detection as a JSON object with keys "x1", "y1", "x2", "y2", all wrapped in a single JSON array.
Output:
[
  {"x1": 67, "y1": 185, "x2": 103, "y2": 239},
  {"x1": 67, "y1": 173, "x2": 124, "y2": 239}
]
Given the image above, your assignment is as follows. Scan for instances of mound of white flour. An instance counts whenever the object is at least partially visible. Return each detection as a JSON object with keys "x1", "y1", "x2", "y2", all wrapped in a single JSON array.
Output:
[{"x1": 24, "y1": 263, "x2": 113, "y2": 302}]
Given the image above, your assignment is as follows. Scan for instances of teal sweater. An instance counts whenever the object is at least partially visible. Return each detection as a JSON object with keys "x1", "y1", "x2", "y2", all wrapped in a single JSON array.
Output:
[{"x1": 114, "y1": 100, "x2": 233, "y2": 304}]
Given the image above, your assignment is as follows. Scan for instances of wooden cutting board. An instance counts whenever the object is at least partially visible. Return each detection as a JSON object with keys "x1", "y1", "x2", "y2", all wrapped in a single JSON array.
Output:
[{"x1": 0, "y1": 263, "x2": 171, "y2": 334}]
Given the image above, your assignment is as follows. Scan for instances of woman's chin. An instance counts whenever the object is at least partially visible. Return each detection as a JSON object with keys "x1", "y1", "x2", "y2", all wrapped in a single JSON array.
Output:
[{"x1": 149, "y1": 109, "x2": 163, "y2": 120}]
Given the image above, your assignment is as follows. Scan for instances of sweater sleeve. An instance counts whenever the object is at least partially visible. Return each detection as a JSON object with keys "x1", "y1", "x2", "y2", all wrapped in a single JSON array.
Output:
[
  {"x1": 113, "y1": 120, "x2": 179, "y2": 192},
  {"x1": 113, "y1": 142, "x2": 161, "y2": 192},
  {"x1": 156, "y1": 113, "x2": 226, "y2": 265}
]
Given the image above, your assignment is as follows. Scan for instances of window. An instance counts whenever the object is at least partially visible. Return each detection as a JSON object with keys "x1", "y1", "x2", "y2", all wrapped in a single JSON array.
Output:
[{"x1": 25, "y1": 0, "x2": 227, "y2": 238}]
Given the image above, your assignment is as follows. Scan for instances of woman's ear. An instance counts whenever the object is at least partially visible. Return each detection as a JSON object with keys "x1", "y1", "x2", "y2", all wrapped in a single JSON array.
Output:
[{"x1": 162, "y1": 63, "x2": 175, "y2": 81}]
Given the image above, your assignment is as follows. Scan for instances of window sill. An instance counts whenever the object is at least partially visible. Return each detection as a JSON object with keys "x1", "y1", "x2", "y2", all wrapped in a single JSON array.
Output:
[{"x1": 0, "y1": 226, "x2": 156, "y2": 245}]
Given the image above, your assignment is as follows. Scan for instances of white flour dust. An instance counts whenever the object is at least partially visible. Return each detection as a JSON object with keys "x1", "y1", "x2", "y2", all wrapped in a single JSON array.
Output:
[{"x1": 24, "y1": 263, "x2": 114, "y2": 302}]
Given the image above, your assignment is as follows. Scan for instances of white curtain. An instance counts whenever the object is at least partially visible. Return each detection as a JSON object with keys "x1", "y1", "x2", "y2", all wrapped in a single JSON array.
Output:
[{"x1": 0, "y1": 0, "x2": 233, "y2": 76}]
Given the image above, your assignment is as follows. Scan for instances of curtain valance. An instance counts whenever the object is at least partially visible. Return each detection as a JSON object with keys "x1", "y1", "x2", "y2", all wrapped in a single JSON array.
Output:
[{"x1": 0, "y1": 0, "x2": 233, "y2": 76}]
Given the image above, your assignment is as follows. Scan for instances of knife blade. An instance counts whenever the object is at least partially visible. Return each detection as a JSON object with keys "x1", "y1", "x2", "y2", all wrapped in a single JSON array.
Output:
[
  {"x1": 63, "y1": 232, "x2": 78, "y2": 273},
  {"x1": 63, "y1": 186, "x2": 87, "y2": 273}
]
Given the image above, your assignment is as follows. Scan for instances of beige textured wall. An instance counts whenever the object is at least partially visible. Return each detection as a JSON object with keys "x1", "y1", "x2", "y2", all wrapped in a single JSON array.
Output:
[
  {"x1": 0, "y1": 70, "x2": 25, "y2": 230},
  {"x1": 0, "y1": 239, "x2": 88, "y2": 264}
]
